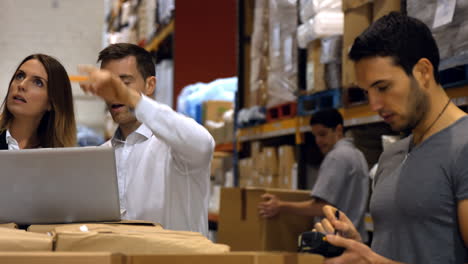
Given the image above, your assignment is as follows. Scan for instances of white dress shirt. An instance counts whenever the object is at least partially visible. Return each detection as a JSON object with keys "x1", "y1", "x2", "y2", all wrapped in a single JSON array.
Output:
[
  {"x1": 103, "y1": 95, "x2": 214, "y2": 237},
  {"x1": 6, "y1": 130, "x2": 20, "y2": 150}
]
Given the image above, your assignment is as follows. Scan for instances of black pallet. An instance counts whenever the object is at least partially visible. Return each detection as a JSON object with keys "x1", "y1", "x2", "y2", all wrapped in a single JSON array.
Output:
[
  {"x1": 440, "y1": 64, "x2": 468, "y2": 88},
  {"x1": 298, "y1": 89, "x2": 342, "y2": 116}
]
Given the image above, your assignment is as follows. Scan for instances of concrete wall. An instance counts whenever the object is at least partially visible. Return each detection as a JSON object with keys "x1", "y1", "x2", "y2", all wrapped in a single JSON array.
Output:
[{"x1": 0, "y1": 0, "x2": 107, "y2": 133}]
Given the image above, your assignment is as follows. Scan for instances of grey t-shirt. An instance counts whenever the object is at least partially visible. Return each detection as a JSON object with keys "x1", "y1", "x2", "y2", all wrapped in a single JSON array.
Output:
[
  {"x1": 371, "y1": 116, "x2": 468, "y2": 264},
  {"x1": 311, "y1": 138, "x2": 369, "y2": 242}
]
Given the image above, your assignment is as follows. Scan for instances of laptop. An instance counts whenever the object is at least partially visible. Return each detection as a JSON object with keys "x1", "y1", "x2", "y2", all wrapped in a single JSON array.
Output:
[{"x1": 0, "y1": 146, "x2": 120, "y2": 225}]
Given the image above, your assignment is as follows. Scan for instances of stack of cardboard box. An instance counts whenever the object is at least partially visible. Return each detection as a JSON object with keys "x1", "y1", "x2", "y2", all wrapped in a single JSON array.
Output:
[
  {"x1": 0, "y1": 221, "x2": 325, "y2": 263},
  {"x1": 203, "y1": 101, "x2": 234, "y2": 145},
  {"x1": 263, "y1": 147, "x2": 279, "y2": 188},
  {"x1": 341, "y1": 0, "x2": 401, "y2": 89},
  {"x1": 0, "y1": 221, "x2": 228, "y2": 254},
  {"x1": 210, "y1": 152, "x2": 233, "y2": 186},
  {"x1": 239, "y1": 143, "x2": 296, "y2": 189},
  {"x1": 278, "y1": 145, "x2": 297, "y2": 189},
  {"x1": 250, "y1": 0, "x2": 270, "y2": 107},
  {"x1": 239, "y1": 158, "x2": 253, "y2": 187},
  {"x1": 0, "y1": 227, "x2": 53, "y2": 251},
  {"x1": 0, "y1": 252, "x2": 324, "y2": 264},
  {"x1": 306, "y1": 40, "x2": 327, "y2": 94},
  {"x1": 0, "y1": 219, "x2": 324, "y2": 263}
]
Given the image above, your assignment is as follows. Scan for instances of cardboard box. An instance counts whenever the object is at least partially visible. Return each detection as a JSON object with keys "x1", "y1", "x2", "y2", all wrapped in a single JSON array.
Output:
[
  {"x1": 263, "y1": 147, "x2": 278, "y2": 175},
  {"x1": 373, "y1": 0, "x2": 400, "y2": 22},
  {"x1": 342, "y1": 0, "x2": 373, "y2": 11},
  {"x1": 53, "y1": 224, "x2": 229, "y2": 254},
  {"x1": 0, "y1": 227, "x2": 53, "y2": 251},
  {"x1": 28, "y1": 220, "x2": 162, "y2": 234},
  {"x1": 279, "y1": 162, "x2": 297, "y2": 190},
  {"x1": 224, "y1": 119, "x2": 234, "y2": 143},
  {"x1": 262, "y1": 147, "x2": 279, "y2": 188},
  {"x1": 307, "y1": 40, "x2": 326, "y2": 94},
  {"x1": 128, "y1": 252, "x2": 323, "y2": 264},
  {"x1": 249, "y1": 0, "x2": 269, "y2": 108},
  {"x1": 211, "y1": 156, "x2": 223, "y2": 178},
  {"x1": 297, "y1": 253, "x2": 325, "y2": 264},
  {"x1": 126, "y1": 252, "x2": 323, "y2": 264},
  {"x1": 239, "y1": 178, "x2": 248, "y2": 188},
  {"x1": 0, "y1": 222, "x2": 17, "y2": 229},
  {"x1": 211, "y1": 152, "x2": 233, "y2": 185},
  {"x1": 211, "y1": 152, "x2": 233, "y2": 174},
  {"x1": 218, "y1": 187, "x2": 315, "y2": 252},
  {"x1": 0, "y1": 252, "x2": 122, "y2": 264},
  {"x1": 256, "y1": 151, "x2": 267, "y2": 176},
  {"x1": 342, "y1": 2, "x2": 373, "y2": 88},
  {"x1": 251, "y1": 141, "x2": 262, "y2": 159},
  {"x1": 239, "y1": 158, "x2": 253, "y2": 182},
  {"x1": 278, "y1": 145, "x2": 296, "y2": 189},
  {"x1": 208, "y1": 126, "x2": 226, "y2": 145},
  {"x1": 250, "y1": 171, "x2": 262, "y2": 188},
  {"x1": 264, "y1": 174, "x2": 279, "y2": 188},
  {"x1": 0, "y1": 252, "x2": 323, "y2": 264},
  {"x1": 203, "y1": 101, "x2": 233, "y2": 125}
]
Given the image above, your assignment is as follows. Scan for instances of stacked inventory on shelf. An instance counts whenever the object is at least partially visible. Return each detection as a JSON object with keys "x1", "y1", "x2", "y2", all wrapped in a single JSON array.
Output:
[
  {"x1": 104, "y1": 0, "x2": 175, "y2": 108},
  {"x1": 249, "y1": 0, "x2": 298, "y2": 108},
  {"x1": 235, "y1": 0, "x2": 468, "y2": 192},
  {"x1": 239, "y1": 143, "x2": 297, "y2": 189},
  {"x1": 104, "y1": 0, "x2": 174, "y2": 46}
]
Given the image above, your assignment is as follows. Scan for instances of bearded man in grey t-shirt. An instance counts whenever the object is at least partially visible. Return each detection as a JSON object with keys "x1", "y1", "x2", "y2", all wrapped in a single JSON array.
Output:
[{"x1": 315, "y1": 12, "x2": 468, "y2": 264}]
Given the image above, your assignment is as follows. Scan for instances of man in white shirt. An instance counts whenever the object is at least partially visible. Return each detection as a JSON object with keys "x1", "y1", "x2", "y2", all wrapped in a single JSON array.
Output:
[{"x1": 79, "y1": 43, "x2": 215, "y2": 236}]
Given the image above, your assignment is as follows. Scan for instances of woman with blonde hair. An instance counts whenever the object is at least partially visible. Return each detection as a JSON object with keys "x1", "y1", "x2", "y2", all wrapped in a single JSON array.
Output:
[{"x1": 0, "y1": 54, "x2": 76, "y2": 149}]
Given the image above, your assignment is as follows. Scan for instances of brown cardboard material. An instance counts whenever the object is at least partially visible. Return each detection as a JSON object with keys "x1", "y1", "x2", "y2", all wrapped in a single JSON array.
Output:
[
  {"x1": 239, "y1": 178, "x2": 249, "y2": 188},
  {"x1": 372, "y1": 0, "x2": 400, "y2": 22},
  {"x1": 208, "y1": 126, "x2": 225, "y2": 145},
  {"x1": 126, "y1": 252, "x2": 323, "y2": 264},
  {"x1": 212, "y1": 152, "x2": 233, "y2": 185},
  {"x1": 239, "y1": 158, "x2": 253, "y2": 182},
  {"x1": 211, "y1": 152, "x2": 233, "y2": 179},
  {"x1": 0, "y1": 227, "x2": 53, "y2": 251},
  {"x1": 307, "y1": 40, "x2": 326, "y2": 94},
  {"x1": 250, "y1": 171, "x2": 262, "y2": 187},
  {"x1": 264, "y1": 174, "x2": 279, "y2": 188},
  {"x1": 256, "y1": 151, "x2": 267, "y2": 176},
  {"x1": 0, "y1": 222, "x2": 17, "y2": 229},
  {"x1": 251, "y1": 141, "x2": 262, "y2": 160},
  {"x1": 202, "y1": 101, "x2": 233, "y2": 125},
  {"x1": 297, "y1": 253, "x2": 325, "y2": 264},
  {"x1": 263, "y1": 147, "x2": 278, "y2": 175},
  {"x1": 211, "y1": 156, "x2": 223, "y2": 177},
  {"x1": 342, "y1": 0, "x2": 373, "y2": 11},
  {"x1": 224, "y1": 119, "x2": 234, "y2": 143},
  {"x1": 53, "y1": 224, "x2": 229, "y2": 254},
  {"x1": 250, "y1": 0, "x2": 269, "y2": 107},
  {"x1": 0, "y1": 252, "x2": 122, "y2": 264},
  {"x1": 342, "y1": 3, "x2": 373, "y2": 88},
  {"x1": 278, "y1": 145, "x2": 296, "y2": 189},
  {"x1": 218, "y1": 187, "x2": 314, "y2": 252},
  {"x1": 0, "y1": 252, "x2": 323, "y2": 264},
  {"x1": 28, "y1": 220, "x2": 162, "y2": 234}
]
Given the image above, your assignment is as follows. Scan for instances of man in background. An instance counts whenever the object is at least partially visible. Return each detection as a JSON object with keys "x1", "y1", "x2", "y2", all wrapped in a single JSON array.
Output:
[{"x1": 258, "y1": 108, "x2": 369, "y2": 242}]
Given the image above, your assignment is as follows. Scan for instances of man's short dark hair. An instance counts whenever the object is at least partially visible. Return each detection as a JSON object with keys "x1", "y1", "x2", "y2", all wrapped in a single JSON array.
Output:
[
  {"x1": 310, "y1": 108, "x2": 343, "y2": 129},
  {"x1": 349, "y1": 12, "x2": 440, "y2": 84},
  {"x1": 98, "y1": 43, "x2": 155, "y2": 80}
]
